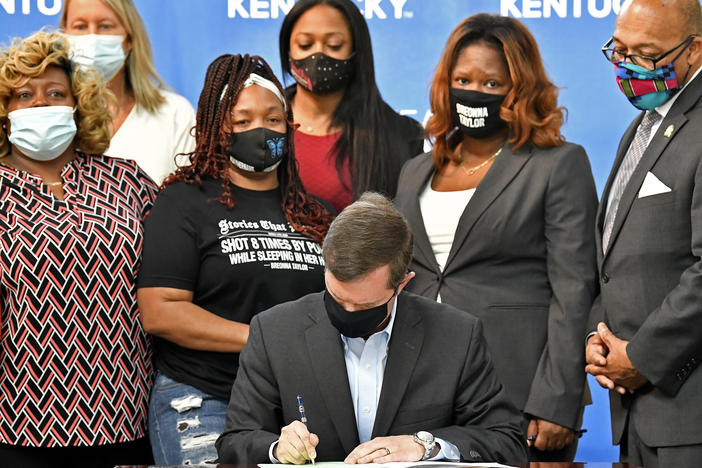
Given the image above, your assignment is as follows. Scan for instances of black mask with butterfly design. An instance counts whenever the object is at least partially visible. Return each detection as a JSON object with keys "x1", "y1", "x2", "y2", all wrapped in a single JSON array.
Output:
[{"x1": 226, "y1": 128, "x2": 288, "y2": 173}]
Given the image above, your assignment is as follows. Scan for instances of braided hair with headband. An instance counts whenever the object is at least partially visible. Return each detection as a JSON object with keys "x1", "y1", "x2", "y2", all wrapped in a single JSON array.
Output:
[{"x1": 166, "y1": 54, "x2": 334, "y2": 243}]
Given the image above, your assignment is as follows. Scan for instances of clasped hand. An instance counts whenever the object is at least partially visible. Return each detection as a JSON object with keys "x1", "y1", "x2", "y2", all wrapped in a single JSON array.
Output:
[
  {"x1": 275, "y1": 420, "x2": 425, "y2": 464},
  {"x1": 585, "y1": 322, "x2": 647, "y2": 394}
]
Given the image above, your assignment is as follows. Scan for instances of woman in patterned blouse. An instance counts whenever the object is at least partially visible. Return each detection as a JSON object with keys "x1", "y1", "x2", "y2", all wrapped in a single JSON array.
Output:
[{"x1": 0, "y1": 31, "x2": 157, "y2": 467}]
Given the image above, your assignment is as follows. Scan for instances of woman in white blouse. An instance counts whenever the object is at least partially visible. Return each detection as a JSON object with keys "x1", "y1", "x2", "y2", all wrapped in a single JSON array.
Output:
[{"x1": 61, "y1": 0, "x2": 195, "y2": 184}]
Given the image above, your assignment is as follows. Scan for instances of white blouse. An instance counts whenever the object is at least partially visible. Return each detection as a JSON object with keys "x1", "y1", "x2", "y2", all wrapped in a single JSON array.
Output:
[
  {"x1": 419, "y1": 181, "x2": 475, "y2": 272},
  {"x1": 105, "y1": 89, "x2": 196, "y2": 185}
]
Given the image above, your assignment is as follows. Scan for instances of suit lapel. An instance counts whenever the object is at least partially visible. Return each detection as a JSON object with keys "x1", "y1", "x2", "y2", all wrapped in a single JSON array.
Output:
[
  {"x1": 372, "y1": 293, "x2": 423, "y2": 438},
  {"x1": 598, "y1": 117, "x2": 641, "y2": 231},
  {"x1": 603, "y1": 113, "x2": 688, "y2": 262},
  {"x1": 443, "y1": 143, "x2": 532, "y2": 272},
  {"x1": 596, "y1": 116, "x2": 642, "y2": 260},
  {"x1": 400, "y1": 157, "x2": 439, "y2": 272},
  {"x1": 305, "y1": 306, "x2": 360, "y2": 453}
]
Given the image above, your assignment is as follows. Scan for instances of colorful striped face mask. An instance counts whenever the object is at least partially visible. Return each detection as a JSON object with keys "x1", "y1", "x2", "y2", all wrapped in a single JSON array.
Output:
[{"x1": 614, "y1": 61, "x2": 681, "y2": 110}]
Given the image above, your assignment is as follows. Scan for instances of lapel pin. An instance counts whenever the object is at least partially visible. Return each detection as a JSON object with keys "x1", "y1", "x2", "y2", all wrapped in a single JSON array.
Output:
[{"x1": 664, "y1": 124, "x2": 675, "y2": 138}]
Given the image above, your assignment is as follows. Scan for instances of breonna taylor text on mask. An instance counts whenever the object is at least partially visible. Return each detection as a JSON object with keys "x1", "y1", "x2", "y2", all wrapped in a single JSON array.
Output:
[{"x1": 456, "y1": 103, "x2": 488, "y2": 129}]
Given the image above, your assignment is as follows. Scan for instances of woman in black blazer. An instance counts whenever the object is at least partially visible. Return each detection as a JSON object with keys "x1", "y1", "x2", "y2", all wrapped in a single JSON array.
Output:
[{"x1": 394, "y1": 14, "x2": 598, "y2": 462}]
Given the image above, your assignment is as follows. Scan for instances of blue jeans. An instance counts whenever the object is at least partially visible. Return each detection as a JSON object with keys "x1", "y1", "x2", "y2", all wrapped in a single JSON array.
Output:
[{"x1": 149, "y1": 372, "x2": 228, "y2": 465}]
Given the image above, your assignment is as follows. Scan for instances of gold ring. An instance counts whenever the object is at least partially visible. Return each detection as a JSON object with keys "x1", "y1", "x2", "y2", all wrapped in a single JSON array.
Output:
[{"x1": 383, "y1": 447, "x2": 391, "y2": 456}]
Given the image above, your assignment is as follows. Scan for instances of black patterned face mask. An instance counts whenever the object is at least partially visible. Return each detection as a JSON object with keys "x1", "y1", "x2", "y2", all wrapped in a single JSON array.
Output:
[{"x1": 289, "y1": 53, "x2": 355, "y2": 94}]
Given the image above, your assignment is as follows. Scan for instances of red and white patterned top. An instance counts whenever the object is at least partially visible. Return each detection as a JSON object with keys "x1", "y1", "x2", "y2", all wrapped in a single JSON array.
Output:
[{"x1": 0, "y1": 153, "x2": 157, "y2": 447}]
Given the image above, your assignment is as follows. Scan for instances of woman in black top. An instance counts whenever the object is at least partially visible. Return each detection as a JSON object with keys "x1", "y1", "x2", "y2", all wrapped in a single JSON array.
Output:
[{"x1": 137, "y1": 54, "x2": 334, "y2": 466}]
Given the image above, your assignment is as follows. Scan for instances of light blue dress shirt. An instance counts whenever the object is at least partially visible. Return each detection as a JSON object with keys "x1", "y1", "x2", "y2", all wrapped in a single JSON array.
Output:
[{"x1": 341, "y1": 298, "x2": 460, "y2": 460}]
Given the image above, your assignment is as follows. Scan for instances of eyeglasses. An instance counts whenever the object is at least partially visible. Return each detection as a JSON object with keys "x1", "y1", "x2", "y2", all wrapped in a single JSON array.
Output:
[{"x1": 601, "y1": 35, "x2": 696, "y2": 70}]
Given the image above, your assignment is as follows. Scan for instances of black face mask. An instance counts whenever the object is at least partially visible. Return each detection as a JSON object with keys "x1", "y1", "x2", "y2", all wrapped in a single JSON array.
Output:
[
  {"x1": 289, "y1": 53, "x2": 355, "y2": 94},
  {"x1": 450, "y1": 88, "x2": 507, "y2": 139},
  {"x1": 323, "y1": 289, "x2": 395, "y2": 338},
  {"x1": 226, "y1": 127, "x2": 288, "y2": 173}
]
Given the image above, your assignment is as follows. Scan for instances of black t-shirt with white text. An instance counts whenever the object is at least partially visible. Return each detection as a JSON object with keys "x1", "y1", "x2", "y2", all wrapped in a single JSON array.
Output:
[{"x1": 138, "y1": 179, "x2": 326, "y2": 400}]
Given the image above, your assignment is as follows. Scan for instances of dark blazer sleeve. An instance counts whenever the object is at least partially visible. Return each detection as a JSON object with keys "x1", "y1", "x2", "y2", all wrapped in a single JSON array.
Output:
[
  {"x1": 587, "y1": 293, "x2": 604, "y2": 334},
  {"x1": 626, "y1": 151, "x2": 702, "y2": 396},
  {"x1": 522, "y1": 145, "x2": 598, "y2": 428},
  {"x1": 216, "y1": 313, "x2": 281, "y2": 463},
  {"x1": 432, "y1": 318, "x2": 528, "y2": 463}
]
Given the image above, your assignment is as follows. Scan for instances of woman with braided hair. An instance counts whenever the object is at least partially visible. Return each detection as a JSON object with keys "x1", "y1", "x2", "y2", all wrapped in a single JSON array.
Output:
[{"x1": 137, "y1": 53, "x2": 334, "y2": 465}]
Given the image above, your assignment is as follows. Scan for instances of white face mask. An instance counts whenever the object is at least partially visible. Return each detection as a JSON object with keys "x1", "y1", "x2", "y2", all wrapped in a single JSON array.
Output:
[
  {"x1": 8, "y1": 106, "x2": 77, "y2": 161},
  {"x1": 67, "y1": 34, "x2": 126, "y2": 81}
]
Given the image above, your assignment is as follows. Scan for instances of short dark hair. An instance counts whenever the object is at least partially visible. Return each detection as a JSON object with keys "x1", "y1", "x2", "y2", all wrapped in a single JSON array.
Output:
[
  {"x1": 678, "y1": 0, "x2": 702, "y2": 35},
  {"x1": 322, "y1": 192, "x2": 413, "y2": 289}
]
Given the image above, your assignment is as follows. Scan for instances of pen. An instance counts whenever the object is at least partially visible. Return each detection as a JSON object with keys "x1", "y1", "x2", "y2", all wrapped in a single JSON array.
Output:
[
  {"x1": 527, "y1": 428, "x2": 587, "y2": 442},
  {"x1": 297, "y1": 395, "x2": 315, "y2": 464}
]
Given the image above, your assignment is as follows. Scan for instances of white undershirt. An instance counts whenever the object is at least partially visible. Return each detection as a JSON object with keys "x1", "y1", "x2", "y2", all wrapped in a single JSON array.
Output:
[{"x1": 419, "y1": 181, "x2": 475, "y2": 272}]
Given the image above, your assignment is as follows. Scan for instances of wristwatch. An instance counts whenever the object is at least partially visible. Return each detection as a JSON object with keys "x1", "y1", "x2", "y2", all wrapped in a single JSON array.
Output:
[{"x1": 413, "y1": 431, "x2": 436, "y2": 460}]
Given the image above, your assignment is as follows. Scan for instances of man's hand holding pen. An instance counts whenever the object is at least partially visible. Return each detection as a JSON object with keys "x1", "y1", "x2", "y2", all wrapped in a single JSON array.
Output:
[{"x1": 275, "y1": 420, "x2": 319, "y2": 465}]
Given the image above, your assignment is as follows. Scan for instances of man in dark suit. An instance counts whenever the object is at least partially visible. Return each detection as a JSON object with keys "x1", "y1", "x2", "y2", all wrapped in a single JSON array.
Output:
[
  {"x1": 216, "y1": 193, "x2": 526, "y2": 464},
  {"x1": 586, "y1": 0, "x2": 702, "y2": 466}
]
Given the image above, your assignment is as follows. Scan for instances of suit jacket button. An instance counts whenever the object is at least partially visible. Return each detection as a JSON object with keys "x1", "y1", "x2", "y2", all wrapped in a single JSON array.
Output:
[{"x1": 602, "y1": 273, "x2": 610, "y2": 283}]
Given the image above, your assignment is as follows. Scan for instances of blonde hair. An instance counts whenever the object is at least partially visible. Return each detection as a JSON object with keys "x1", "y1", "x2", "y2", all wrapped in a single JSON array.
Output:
[
  {"x1": 0, "y1": 30, "x2": 114, "y2": 158},
  {"x1": 60, "y1": 0, "x2": 167, "y2": 113}
]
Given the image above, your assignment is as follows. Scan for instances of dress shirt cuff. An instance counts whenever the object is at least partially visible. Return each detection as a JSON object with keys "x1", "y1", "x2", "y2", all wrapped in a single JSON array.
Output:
[
  {"x1": 269, "y1": 439, "x2": 281, "y2": 463},
  {"x1": 430, "y1": 437, "x2": 460, "y2": 461}
]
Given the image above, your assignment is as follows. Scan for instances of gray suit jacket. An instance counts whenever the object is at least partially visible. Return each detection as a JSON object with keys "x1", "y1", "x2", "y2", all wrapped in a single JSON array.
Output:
[
  {"x1": 590, "y1": 72, "x2": 702, "y2": 447},
  {"x1": 215, "y1": 291, "x2": 527, "y2": 464},
  {"x1": 394, "y1": 143, "x2": 598, "y2": 429}
]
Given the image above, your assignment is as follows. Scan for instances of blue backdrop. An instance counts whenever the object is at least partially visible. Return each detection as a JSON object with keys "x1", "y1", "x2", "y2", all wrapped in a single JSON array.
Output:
[{"x1": 1, "y1": 0, "x2": 636, "y2": 461}]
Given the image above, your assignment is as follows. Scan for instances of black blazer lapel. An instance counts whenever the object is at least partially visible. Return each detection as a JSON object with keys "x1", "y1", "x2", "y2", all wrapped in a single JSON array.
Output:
[
  {"x1": 399, "y1": 156, "x2": 440, "y2": 272},
  {"x1": 443, "y1": 143, "x2": 532, "y2": 272},
  {"x1": 371, "y1": 293, "x2": 423, "y2": 438},
  {"x1": 305, "y1": 308, "x2": 360, "y2": 453}
]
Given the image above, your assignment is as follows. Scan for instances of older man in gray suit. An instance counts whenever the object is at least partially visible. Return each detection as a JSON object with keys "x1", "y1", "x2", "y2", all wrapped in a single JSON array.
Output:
[
  {"x1": 586, "y1": 0, "x2": 702, "y2": 466},
  {"x1": 216, "y1": 193, "x2": 526, "y2": 464}
]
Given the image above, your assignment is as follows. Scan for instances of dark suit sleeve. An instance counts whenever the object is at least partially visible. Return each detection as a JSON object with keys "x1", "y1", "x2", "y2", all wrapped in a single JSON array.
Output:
[
  {"x1": 627, "y1": 153, "x2": 702, "y2": 396},
  {"x1": 216, "y1": 314, "x2": 281, "y2": 463},
  {"x1": 432, "y1": 319, "x2": 528, "y2": 464},
  {"x1": 522, "y1": 145, "x2": 598, "y2": 428},
  {"x1": 587, "y1": 293, "x2": 604, "y2": 334}
]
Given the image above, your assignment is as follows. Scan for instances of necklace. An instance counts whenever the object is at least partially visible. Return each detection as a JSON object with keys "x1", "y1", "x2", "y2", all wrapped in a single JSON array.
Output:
[
  {"x1": 461, "y1": 147, "x2": 502, "y2": 176},
  {"x1": 42, "y1": 179, "x2": 63, "y2": 186}
]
